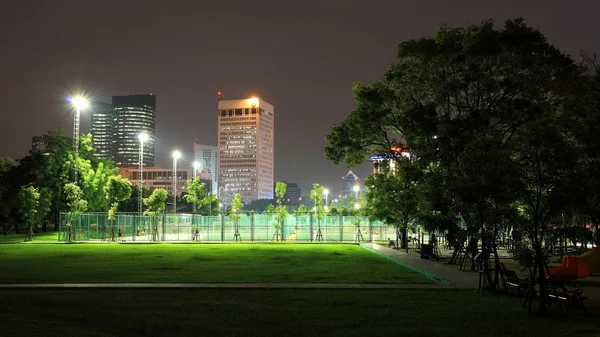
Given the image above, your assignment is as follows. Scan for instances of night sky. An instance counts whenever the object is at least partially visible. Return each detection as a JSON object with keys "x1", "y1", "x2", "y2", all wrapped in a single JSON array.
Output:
[{"x1": 1, "y1": 1, "x2": 598, "y2": 195}]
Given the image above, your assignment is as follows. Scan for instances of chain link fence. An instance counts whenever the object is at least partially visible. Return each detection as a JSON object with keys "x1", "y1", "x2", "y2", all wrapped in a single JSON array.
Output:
[{"x1": 59, "y1": 212, "x2": 396, "y2": 242}]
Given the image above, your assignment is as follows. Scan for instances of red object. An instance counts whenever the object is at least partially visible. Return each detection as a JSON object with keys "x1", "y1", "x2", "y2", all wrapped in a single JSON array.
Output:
[{"x1": 548, "y1": 256, "x2": 592, "y2": 281}]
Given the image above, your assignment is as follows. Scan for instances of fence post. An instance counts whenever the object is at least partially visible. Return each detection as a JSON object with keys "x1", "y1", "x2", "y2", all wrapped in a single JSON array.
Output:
[
  {"x1": 339, "y1": 215, "x2": 343, "y2": 242},
  {"x1": 221, "y1": 214, "x2": 225, "y2": 242},
  {"x1": 369, "y1": 219, "x2": 373, "y2": 242},
  {"x1": 309, "y1": 212, "x2": 313, "y2": 242},
  {"x1": 251, "y1": 212, "x2": 255, "y2": 242}
]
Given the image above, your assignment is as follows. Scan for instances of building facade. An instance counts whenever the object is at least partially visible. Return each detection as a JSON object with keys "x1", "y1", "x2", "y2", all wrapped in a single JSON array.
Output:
[
  {"x1": 112, "y1": 94, "x2": 156, "y2": 167},
  {"x1": 193, "y1": 142, "x2": 218, "y2": 196},
  {"x1": 342, "y1": 170, "x2": 360, "y2": 197},
  {"x1": 217, "y1": 97, "x2": 274, "y2": 205},
  {"x1": 90, "y1": 101, "x2": 115, "y2": 161},
  {"x1": 281, "y1": 182, "x2": 301, "y2": 204},
  {"x1": 117, "y1": 167, "x2": 210, "y2": 196}
]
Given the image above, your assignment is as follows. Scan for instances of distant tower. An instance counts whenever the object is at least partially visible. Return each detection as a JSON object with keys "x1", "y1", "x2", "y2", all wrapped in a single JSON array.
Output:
[
  {"x1": 112, "y1": 94, "x2": 156, "y2": 167},
  {"x1": 342, "y1": 170, "x2": 360, "y2": 197},
  {"x1": 193, "y1": 141, "x2": 218, "y2": 196},
  {"x1": 90, "y1": 101, "x2": 115, "y2": 161},
  {"x1": 217, "y1": 96, "x2": 274, "y2": 205}
]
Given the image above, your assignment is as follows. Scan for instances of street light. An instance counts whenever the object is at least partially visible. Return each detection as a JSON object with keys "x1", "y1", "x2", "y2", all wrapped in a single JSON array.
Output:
[
  {"x1": 323, "y1": 188, "x2": 329, "y2": 209},
  {"x1": 172, "y1": 151, "x2": 181, "y2": 213},
  {"x1": 354, "y1": 203, "x2": 360, "y2": 210},
  {"x1": 353, "y1": 184, "x2": 360, "y2": 200},
  {"x1": 138, "y1": 133, "x2": 149, "y2": 215},
  {"x1": 70, "y1": 96, "x2": 89, "y2": 183}
]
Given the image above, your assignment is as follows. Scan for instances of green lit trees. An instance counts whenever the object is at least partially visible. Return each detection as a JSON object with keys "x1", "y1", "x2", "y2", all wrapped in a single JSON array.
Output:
[
  {"x1": 19, "y1": 186, "x2": 40, "y2": 241},
  {"x1": 144, "y1": 188, "x2": 168, "y2": 241},
  {"x1": 104, "y1": 175, "x2": 133, "y2": 241},
  {"x1": 64, "y1": 183, "x2": 88, "y2": 242},
  {"x1": 310, "y1": 184, "x2": 325, "y2": 241},
  {"x1": 272, "y1": 182, "x2": 288, "y2": 241},
  {"x1": 229, "y1": 193, "x2": 244, "y2": 241}
]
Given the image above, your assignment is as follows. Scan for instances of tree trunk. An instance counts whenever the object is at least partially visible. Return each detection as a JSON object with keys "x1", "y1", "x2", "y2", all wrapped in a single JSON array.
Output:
[{"x1": 14, "y1": 222, "x2": 20, "y2": 234}]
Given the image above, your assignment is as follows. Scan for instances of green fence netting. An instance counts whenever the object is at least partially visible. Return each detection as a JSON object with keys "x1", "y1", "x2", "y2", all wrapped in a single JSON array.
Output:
[{"x1": 58, "y1": 212, "x2": 397, "y2": 242}]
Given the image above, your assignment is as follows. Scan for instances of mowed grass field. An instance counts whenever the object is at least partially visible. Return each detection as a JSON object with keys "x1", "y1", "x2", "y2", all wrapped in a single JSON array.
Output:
[
  {"x1": 0, "y1": 244, "x2": 432, "y2": 284},
  {"x1": 1, "y1": 289, "x2": 598, "y2": 337}
]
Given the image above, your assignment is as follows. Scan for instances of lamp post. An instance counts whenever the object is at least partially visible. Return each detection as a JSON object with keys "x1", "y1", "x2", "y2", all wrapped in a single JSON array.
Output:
[
  {"x1": 172, "y1": 151, "x2": 181, "y2": 213},
  {"x1": 138, "y1": 133, "x2": 149, "y2": 215},
  {"x1": 70, "y1": 96, "x2": 88, "y2": 183},
  {"x1": 323, "y1": 188, "x2": 329, "y2": 211}
]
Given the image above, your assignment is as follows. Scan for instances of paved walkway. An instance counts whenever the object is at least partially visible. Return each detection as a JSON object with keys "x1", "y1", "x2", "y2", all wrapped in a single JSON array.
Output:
[
  {"x1": 0, "y1": 283, "x2": 459, "y2": 289},
  {"x1": 361, "y1": 243, "x2": 480, "y2": 289}
]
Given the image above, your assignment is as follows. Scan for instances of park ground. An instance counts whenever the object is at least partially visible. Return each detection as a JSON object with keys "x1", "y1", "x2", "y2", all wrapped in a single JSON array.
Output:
[{"x1": 1, "y1": 237, "x2": 599, "y2": 336}]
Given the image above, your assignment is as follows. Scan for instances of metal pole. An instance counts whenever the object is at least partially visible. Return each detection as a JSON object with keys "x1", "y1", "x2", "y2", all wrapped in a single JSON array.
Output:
[
  {"x1": 138, "y1": 139, "x2": 144, "y2": 214},
  {"x1": 192, "y1": 167, "x2": 197, "y2": 214},
  {"x1": 73, "y1": 107, "x2": 80, "y2": 183},
  {"x1": 173, "y1": 158, "x2": 177, "y2": 213}
]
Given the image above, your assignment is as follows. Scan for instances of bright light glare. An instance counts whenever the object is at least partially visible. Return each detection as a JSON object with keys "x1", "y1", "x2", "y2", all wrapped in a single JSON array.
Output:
[
  {"x1": 71, "y1": 96, "x2": 89, "y2": 110},
  {"x1": 353, "y1": 185, "x2": 360, "y2": 192},
  {"x1": 172, "y1": 151, "x2": 181, "y2": 159},
  {"x1": 193, "y1": 161, "x2": 200, "y2": 169},
  {"x1": 219, "y1": 203, "x2": 223, "y2": 208},
  {"x1": 249, "y1": 97, "x2": 259, "y2": 107},
  {"x1": 323, "y1": 188, "x2": 329, "y2": 196},
  {"x1": 138, "y1": 133, "x2": 149, "y2": 142},
  {"x1": 354, "y1": 203, "x2": 360, "y2": 209}
]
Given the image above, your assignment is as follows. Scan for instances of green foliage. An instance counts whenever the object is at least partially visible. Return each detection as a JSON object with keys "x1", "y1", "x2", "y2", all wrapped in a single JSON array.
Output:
[
  {"x1": 143, "y1": 188, "x2": 168, "y2": 219},
  {"x1": 265, "y1": 203, "x2": 275, "y2": 213},
  {"x1": 229, "y1": 194, "x2": 244, "y2": 225},
  {"x1": 19, "y1": 186, "x2": 40, "y2": 239},
  {"x1": 63, "y1": 183, "x2": 87, "y2": 242},
  {"x1": 104, "y1": 175, "x2": 133, "y2": 221},
  {"x1": 296, "y1": 204, "x2": 308, "y2": 215},
  {"x1": 184, "y1": 178, "x2": 218, "y2": 215},
  {"x1": 310, "y1": 184, "x2": 325, "y2": 223},
  {"x1": 274, "y1": 182, "x2": 288, "y2": 232}
]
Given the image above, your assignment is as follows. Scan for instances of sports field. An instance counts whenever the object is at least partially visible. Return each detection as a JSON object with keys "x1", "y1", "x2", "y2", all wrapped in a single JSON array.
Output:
[{"x1": 0, "y1": 244, "x2": 432, "y2": 284}]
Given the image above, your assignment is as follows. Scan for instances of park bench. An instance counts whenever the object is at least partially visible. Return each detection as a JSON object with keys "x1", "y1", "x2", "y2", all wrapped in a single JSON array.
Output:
[
  {"x1": 499, "y1": 264, "x2": 530, "y2": 296},
  {"x1": 546, "y1": 281, "x2": 588, "y2": 313}
]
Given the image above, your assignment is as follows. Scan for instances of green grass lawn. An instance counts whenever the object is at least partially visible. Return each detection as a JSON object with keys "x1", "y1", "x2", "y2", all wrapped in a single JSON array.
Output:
[
  {"x1": 1, "y1": 289, "x2": 597, "y2": 337},
  {"x1": 0, "y1": 231, "x2": 59, "y2": 243},
  {"x1": 0, "y1": 244, "x2": 432, "y2": 284}
]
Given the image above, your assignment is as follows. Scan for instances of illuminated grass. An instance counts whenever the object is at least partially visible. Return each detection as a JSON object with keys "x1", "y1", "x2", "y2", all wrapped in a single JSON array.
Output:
[{"x1": 0, "y1": 244, "x2": 432, "y2": 284}]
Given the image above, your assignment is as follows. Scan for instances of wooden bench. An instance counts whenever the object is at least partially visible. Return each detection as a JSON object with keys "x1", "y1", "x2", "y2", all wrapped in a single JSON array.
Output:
[
  {"x1": 546, "y1": 282, "x2": 588, "y2": 313},
  {"x1": 500, "y1": 265, "x2": 530, "y2": 296}
]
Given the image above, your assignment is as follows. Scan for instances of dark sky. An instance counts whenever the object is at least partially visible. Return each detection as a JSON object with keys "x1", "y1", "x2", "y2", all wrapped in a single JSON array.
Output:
[{"x1": 1, "y1": 1, "x2": 598, "y2": 196}]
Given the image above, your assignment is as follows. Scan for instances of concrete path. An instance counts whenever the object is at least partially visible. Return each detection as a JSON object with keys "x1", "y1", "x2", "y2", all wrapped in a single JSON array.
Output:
[
  {"x1": 361, "y1": 243, "x2": 480, "y2": 289},
  {"x1": 0, "y1": 283, "x2": 461, "y2": 290}
]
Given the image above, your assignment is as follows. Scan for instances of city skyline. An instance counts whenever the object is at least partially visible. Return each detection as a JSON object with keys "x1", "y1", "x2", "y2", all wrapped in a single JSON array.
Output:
[{"x1": 2, "y1": 1, "x2": 599, "y2": 194}]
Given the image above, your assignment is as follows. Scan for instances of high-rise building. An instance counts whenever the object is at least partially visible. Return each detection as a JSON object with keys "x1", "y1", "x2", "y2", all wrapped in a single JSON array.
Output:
[
  {"x1": 217, "y1": 96, "x2": 274, "y2": 205},
  {"x1": 112, "y1": 94, "x2": 156, "y2": 167},
  {"x1": 193, "y1": 142, "x2": 218, "y2": 195},
  {"x1": 90, "y1": 101, "x2": 115, "y2": 161},
  {"x1": 342, "y1": 170, "x2": 360, "y2": 197}
]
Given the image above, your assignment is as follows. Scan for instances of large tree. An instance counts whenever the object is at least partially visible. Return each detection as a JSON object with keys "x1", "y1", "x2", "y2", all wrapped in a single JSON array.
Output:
[
  {"x1": 64, "y1": 183, "x2": 88, "y2": 242},
  {"x1": 324, "y1": 18, "x2": 581, "y2": 312}
]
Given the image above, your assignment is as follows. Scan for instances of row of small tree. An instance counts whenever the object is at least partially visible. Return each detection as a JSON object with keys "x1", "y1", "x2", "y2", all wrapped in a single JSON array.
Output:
[{"x1": 325, "y1": 18, "x2": 600, "y2": 313}]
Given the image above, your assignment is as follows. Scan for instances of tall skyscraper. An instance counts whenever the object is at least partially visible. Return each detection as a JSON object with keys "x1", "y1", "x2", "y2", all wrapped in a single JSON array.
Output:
[
  {"x1": 112, "y1": 94, "x2": 156, "y2": 167},
  {"x1": 342, "y1": 170, "x2": 360, "y2": 197},
  {"x1": 90, "y1": 101, "x2": 115, "y2": 161},
  {"x1": 217, "y1": 96, "x2": 274, "y2": 205},
  {"x1": 193, "y1": 142, "x2": 218, "y2": 196}
]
